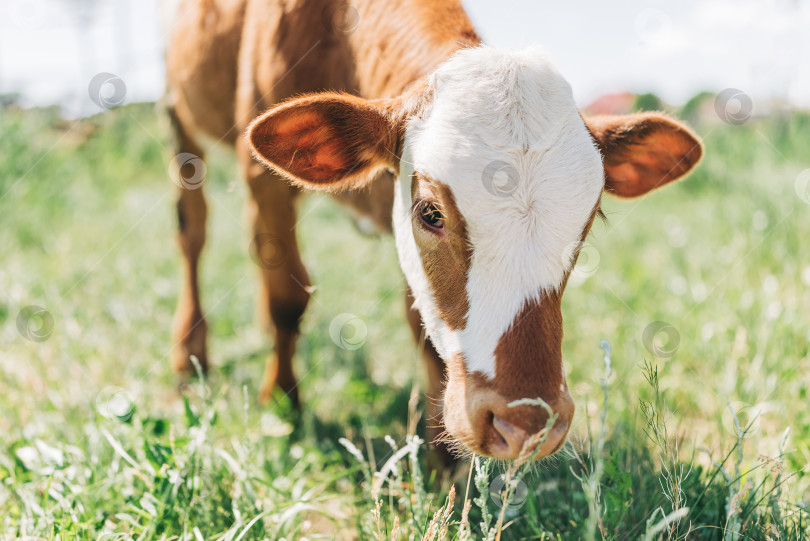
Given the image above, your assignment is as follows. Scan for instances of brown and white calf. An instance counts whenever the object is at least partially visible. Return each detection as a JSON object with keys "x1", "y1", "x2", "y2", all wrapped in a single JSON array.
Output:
[{"x1": 165, "y1": 0, "x2": 702, "y2": 461}]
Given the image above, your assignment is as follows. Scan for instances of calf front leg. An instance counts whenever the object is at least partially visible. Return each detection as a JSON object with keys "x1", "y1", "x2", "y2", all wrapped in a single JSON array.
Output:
[
  {"x1": 169, "y1": 110, "x2": 209, "y2": 375},
  {"x1": 241, "y1": 147, "x2": 311, "y2": 407}
]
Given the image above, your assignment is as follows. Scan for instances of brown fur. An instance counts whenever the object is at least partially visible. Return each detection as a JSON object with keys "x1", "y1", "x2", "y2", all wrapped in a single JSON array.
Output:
[
  {"x1": 492, "y1": 296, "x2": 564, "y2": 406},
  {"x1": 168, "y1": 106, "x2": 210, "y2": 374},
  {"x1": 411, "y1": 174, "x2": 472, "y2": 331},
  {"x1": 585, "y1": 113, "x2": 703, "y2": 198},
  {"x1": 441, "y1": 290, "x2": 575, "y2": 457},
  {"x1": 248, "y1": 93, "x2": 402, "y2": 187},
  {"x1": 165, "y1": 0, "x2": 702, "y2": 460},
  {"x1": 439, "y1": 198, "x2": 605, "y2": 457},
  {"x1": 165, "y1": 0, "x2": 480, "y2": 408}
]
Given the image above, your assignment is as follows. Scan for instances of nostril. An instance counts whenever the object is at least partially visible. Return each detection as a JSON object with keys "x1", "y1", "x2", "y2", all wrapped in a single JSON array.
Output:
[
  {"x1": 489, "y1": 416, "x2": 528, "y2": 459},
  {"x1": 487, "y1": 411, "x2": 508, "y2": 448}
]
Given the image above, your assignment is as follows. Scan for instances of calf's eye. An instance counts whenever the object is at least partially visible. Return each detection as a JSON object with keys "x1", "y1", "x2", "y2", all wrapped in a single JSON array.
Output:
[{"x1": 418, "y1": 202, "x2": 444, "y2": 230}]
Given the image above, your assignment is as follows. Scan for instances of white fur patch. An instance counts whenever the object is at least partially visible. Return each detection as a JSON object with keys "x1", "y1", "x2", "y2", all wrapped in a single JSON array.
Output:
[
  {"x1": 394, "y1": 46, "x2": 604, "y2": 378},
  {"x1": 395, "y1": 145, "x2": 461, "y2": 360}
]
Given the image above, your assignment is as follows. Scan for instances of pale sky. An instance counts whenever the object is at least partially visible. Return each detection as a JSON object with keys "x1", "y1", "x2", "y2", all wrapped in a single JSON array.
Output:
[{"x1": 1, "y1": 0, "x2": 808, "y2": 117}]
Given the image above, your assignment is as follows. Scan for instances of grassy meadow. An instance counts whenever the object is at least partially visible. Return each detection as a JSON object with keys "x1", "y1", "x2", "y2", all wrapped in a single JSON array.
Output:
[{"x1": 1, "y1": 100, "x2": 809, "y2": 539}]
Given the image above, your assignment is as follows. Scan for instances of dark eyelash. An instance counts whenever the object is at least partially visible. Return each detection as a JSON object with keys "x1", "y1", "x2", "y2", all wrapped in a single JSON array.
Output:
[
  {"x1": 412, "y1": 199, "x2": 446, "y2": 233},
  {"x1": 410, "y1": 199, "x2": 422, "y2": 218},
  {"x1": 411, "y1": 199, "x2": 439, "y2": 218},
  {"x1": 597, "y1": 207, "x2": 608, "y2": 224}
]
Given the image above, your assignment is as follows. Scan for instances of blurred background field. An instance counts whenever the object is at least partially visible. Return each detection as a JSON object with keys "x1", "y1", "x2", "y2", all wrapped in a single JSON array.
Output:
[{"x1": 1, "y1": 90, "x2": 809, "y2": 538}]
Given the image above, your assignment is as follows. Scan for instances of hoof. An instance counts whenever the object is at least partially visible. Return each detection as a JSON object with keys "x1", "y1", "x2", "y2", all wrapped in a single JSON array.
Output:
[
  {"x1": 171, "y1": 313, "x2": 208, "y2": 374},
  {"x1": 171, "y1": 344, "x2": 209, "y2": 376},
  {"x1": 258, "y1": 378, "x2": 299, "y2": 408}
]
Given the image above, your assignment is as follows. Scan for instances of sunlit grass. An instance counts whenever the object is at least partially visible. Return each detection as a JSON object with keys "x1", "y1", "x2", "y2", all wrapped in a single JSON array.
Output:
[{"x1": 1, "y1": 102, "x2": 808, "y2": 539}]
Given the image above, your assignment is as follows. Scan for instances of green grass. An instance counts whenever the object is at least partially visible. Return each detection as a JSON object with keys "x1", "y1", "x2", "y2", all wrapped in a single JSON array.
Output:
[{"x1": 0, "y1": 101, "x2": 808, "y2": 539}]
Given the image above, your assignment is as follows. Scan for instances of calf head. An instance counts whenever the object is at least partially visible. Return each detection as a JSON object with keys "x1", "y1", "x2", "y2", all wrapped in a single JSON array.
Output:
[{"x1": 247, "y1": 47, "x2": 702, "y2": 460}]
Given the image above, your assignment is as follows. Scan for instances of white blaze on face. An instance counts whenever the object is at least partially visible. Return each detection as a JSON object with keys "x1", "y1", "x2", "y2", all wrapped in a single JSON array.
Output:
[
  {"x1": 395, "y1": 144, "x2": 464, "y2": 360},
  {"x1": 394, "y1": 46, "x2": 604, "y2": 378}
]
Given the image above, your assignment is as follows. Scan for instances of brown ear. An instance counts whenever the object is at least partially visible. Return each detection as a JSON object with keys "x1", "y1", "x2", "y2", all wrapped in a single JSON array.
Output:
[
  {"x1": 584, "y1": 113, "x2": 703, "y2": 198},
  {"x1": 247, "y1": 93, "x2": 401, "y2": 190}
]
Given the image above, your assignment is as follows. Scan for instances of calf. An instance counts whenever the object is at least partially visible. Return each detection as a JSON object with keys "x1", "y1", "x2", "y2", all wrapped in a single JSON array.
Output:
[{"x1": 165, "y1": 0, "x2": 702, "y2": 461}]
